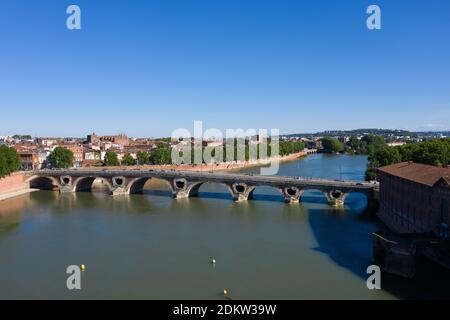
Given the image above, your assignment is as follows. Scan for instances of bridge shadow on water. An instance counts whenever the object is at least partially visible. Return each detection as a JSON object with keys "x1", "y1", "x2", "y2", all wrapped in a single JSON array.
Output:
[{"x1": 307, "y1": 193, "x2": 450, "y2": 299}]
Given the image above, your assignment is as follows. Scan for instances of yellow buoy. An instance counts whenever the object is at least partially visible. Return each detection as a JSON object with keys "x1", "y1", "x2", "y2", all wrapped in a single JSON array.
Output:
[
  {"x1": 80, "y1": 264, "x2": 85, "y2": 271},
  {"x1": 223, "y1": 289, "x2": 228, "y2": 296}
]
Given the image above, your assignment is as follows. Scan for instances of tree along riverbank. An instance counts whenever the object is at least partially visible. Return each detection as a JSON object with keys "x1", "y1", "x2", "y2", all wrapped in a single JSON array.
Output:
[{"x1": 81, "y1": 149, "x2": 312, "y2": 172}]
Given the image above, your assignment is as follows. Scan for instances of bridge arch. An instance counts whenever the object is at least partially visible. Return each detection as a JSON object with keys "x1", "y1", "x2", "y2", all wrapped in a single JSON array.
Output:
[
  {"x1": 129, "y1": 177, "x2": 174, "y2": 196},
  {"x1": 127, "y1": 177, "x2": 151, "y2": 194},
  {"x1": 184, "y1": 181, "x2": 235, "y2": 200},
  {"x1": 184, "y1": 181, "x2": 207, "y2": 197},
  {"x1": 72, "y1": 176, "x2": 113, "y2": 193},
  {"x1": 27, "y1": 175, "x2": 60, "y2": 190},
  {"x1": 248, "y1": 185, "x2": 285, "y2": 202},
  {"x1": 299, "y1": 188, "x2": 330, "y2": 204}
]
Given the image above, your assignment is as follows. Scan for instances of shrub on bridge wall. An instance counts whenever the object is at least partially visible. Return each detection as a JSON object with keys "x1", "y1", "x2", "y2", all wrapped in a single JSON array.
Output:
[{"x1": 0, "y1": 145, "x2": 21, "y2": 178}]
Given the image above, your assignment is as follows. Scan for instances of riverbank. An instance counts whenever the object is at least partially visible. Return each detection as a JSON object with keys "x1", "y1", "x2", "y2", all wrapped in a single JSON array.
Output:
[
  {"x1": 0, "y1": 172, "x2": 32, "y2": 201},
  {"x1": 88, "y1": 149, "x2": 314, "y2": 172},
  {"x1": 0, "y1": 188, "x2": 39, "y2": 201}
]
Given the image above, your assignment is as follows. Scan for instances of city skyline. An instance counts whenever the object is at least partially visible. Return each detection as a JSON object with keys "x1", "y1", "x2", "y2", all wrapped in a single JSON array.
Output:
[{"x1": 1, "y1": 0, "x2": 450, "y2": 137}]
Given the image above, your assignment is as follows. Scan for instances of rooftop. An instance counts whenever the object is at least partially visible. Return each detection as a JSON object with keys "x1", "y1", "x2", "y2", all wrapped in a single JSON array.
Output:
[{"x1": 378, "y1": 162, "x2": 450, "y2": 187}]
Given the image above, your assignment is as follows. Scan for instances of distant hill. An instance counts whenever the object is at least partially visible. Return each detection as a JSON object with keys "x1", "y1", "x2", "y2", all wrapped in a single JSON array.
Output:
[{"x1": 284, "y1": 129, "x2": 418, "y2": 138}]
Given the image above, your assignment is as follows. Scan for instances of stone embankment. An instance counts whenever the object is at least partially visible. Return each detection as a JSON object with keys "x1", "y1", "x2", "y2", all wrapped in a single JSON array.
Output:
[{"x1": 0, "y1": 172, "x2": 37, "y2": 201}]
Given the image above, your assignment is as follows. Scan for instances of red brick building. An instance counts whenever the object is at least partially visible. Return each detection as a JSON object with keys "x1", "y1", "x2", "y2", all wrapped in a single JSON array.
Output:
[
  {"x1": 13, "y1": 144, "x2": 40, "y2": 170},
  {"x1": 377, "y1": 162, "x2": 450, "y2": 239}
]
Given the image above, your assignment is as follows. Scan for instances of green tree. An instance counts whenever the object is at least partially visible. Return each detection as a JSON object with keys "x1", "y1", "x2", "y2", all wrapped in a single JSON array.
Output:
[
  {"x1": 122, "y1": 154, "x2": 136, "y2": 166},
  {"x1": 365, "y1": 145, "x2": 402, "y2": 181},
  {"x1": 12, "y1": 134, "x2": 32, "y2": 140},
  {"x1": 321, "y1": 137, "x2": 344, "y2": 153},
  {"x1": 347, "y1": 136, "x2": 360, "y2": 150},
  {"x1": 362, "y1": 135, "x2": 386, "y2": 155},
  {"x1": 365, "y1": 138, "x2": 450, "y2": 181},
  {"x1": 397, "y1": 143, "x2": 419, "y2": 162},
  {"x1": 411, "y1": 139, "x2": 450, "y2": 165},
  {"x1": 149, "y1": 145, "x2": 172, "y2": 164},
  {"x1": 48, "y1": 147, "x2": 74, "y2": 169},
  {"x1": 0, "y1": 145, "x2": 21, "y2": 177},
  {"x1": 371, "y1": 145, "x2": 402, "y2": 167},
  {"x1": 104, "y1": 150, "x2": 120, "y2": 166},
  {"x1": 136, "y1": 151, "x2": 150, "y2": 165}
]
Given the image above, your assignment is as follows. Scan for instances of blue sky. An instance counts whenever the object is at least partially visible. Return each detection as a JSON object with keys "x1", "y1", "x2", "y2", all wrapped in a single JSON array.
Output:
[{"x1": 0, "y1": 0, "x2": 449, "y2": 137}]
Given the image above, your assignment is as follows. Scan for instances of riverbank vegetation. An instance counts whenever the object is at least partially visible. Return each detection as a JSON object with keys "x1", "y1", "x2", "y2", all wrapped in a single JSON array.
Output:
[
  {"x1": 104, "y1": 140, "x2": 307, "y2": 166},
  {"x1": 320, "y1": 137, "x2": 345, "y2": 153},
  {"x1": 365, "y1": 138, "x2": 450, "y2": 180},
  {"x1": 320, "y1": 135, "x2": 386, "y2": 155},
  {"x1": 318, "y1": 135, "x2": 450, "y2": 181},
  {"x1": 0, "y1": 145, "x2": 21, "y2": 178}
]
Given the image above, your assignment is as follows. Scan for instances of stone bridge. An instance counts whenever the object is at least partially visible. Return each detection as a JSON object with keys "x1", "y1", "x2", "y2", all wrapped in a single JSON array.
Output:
[{"x1": 25, "y1": 169, "x2": 378, "y2": 206}]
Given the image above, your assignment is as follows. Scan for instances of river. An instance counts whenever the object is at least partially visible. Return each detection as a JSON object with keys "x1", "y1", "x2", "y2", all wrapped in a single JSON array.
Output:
[{"x1": 1, "y1": 154, "x2": 449, "y2": 299}]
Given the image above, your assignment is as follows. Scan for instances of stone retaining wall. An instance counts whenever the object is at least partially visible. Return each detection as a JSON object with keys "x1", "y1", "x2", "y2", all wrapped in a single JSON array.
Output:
[{"x1": 0, "y1": 172, "x2": 29, "y2": 194}]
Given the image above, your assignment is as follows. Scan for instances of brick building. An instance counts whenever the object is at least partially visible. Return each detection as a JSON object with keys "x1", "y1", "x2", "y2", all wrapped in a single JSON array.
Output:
[
  {"x1": 87, "y1": 133, "x2": 130, "y2": 146},
  {"x1": 377, "y1": 162, "x2": 450, "y2": 239},
  {"x1": 13, "y1": 144, "x2": 40, "y2": 170},
  {"x1": 17, "y1": 151, "x2": 40, "y2": 170}
]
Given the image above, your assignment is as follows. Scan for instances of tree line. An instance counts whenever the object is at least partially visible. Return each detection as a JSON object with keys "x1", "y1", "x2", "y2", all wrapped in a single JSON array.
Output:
[
  {"x1": 320, "y1": 135, "x2": 386, "y2": 155},
  {"x1": 1, "y1": 140, "x2": 308, "y2": 174},
  {"x1": 319, "y1": 135, "x2": 450, "y2": 181},
  {"x1": 104, "y1": 140, "x2": 306, "y2": 166},
  {"x1": 365, "y1": 138, "x2": 450, "y2": 180}
]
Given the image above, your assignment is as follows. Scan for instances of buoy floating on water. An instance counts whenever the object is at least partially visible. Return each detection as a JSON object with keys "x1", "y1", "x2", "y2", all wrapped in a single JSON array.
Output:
[
  {"x1": 80, "y1": 264, "x2": 85, "y2": 272},
  {"x1": 211, "y1": 259, "x2": 216, "y2": 264},
  {"x1": 223, "y1": 289, "x2": 228, "y2": 296}
]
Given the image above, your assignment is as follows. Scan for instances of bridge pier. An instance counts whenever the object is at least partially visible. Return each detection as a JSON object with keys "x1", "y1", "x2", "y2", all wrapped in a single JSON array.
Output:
[
  {"x1": 109, "y1": 176, "x2": 129, "y2": 196},
  {"x1": 281, "y1": 186, "x2": 303, "y2": 203},
  {"x1": 58, "y1": 175, "x2": 75, "y2": 193},
  {"x1": 169, "y1": 178, "x2": 200, "y2": 199},
  {"x1": 228, "y1": 182, "x2": 255, "y2": 202},
  {"x1": 326, "y1": 190, "x2": 347, "y2": 206},
  {"x1": 60, "y1": 185, "x2": 75, "y2": 193}
]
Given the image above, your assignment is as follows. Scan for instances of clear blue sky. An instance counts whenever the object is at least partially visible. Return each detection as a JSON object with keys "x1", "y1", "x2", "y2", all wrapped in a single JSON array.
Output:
[{"x1": 1, "y1": 0, "x2": 449, "y2": 137}]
